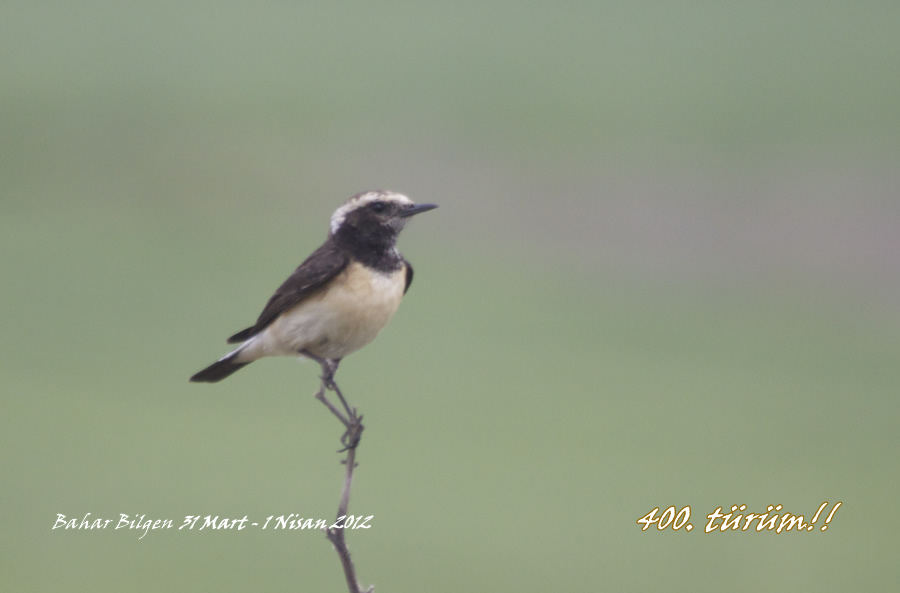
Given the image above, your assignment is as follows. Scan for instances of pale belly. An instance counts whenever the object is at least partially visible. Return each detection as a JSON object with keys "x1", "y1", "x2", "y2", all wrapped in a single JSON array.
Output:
[{"x1": 239, "y1": 262, "x2": 406, "y2": 361}]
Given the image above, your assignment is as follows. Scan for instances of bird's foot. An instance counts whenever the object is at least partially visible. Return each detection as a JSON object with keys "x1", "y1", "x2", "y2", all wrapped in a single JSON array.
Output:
[
  {"x1": 322, "y1": 372, "x2": 339, "y2": 393},
  {"x1": 339, "y1": 410, "x2": 364, "y2": 451}
]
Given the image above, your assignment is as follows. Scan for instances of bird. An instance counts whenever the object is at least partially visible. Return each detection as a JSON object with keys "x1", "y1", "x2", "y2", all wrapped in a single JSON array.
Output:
[{"x1": 190, "y1": 191, "x2": 436, "y2": 399}]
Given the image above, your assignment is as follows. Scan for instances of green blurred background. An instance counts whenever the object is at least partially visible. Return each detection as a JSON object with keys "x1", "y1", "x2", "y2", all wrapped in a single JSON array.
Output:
[{"x1": 3, "y1": 2, "x2": 899, "y2": 591}]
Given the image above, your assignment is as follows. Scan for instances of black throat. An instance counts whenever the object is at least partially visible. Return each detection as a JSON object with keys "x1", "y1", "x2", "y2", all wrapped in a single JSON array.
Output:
[{"x1": 331, "y1": 224, "x2": 405, "y2": 274}]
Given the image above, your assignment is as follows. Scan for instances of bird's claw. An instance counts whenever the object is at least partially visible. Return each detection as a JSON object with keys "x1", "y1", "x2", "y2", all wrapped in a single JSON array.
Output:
[{"x1": 338, "y1": 414, "x2": 364, "y2": 451}]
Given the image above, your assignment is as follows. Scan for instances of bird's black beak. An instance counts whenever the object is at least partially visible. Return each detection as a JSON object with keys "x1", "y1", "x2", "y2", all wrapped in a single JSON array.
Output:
[{"x1": 399, "y1": 203, "x2": 438, "y2": 218}]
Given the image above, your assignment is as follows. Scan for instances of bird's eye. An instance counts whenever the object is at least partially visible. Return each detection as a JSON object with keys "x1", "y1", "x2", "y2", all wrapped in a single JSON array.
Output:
[{"x1": 370, "y1": 201, "x2": 386, "y2": 213}]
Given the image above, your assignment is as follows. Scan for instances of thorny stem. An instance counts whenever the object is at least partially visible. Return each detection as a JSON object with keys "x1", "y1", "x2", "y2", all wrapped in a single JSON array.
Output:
[{"x1": 306, "y1": 353, "x2": 371, "y2": 593}]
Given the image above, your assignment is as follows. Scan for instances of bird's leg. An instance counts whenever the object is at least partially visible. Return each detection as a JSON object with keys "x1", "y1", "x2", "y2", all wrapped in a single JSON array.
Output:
[
  {"x1": 323, "y1": 361, "x2": 364, "y2": 451},
  {"x1": 326, "y1": 372, "x2": 364, "y2": 451},
  {"x1": 302, "y1": 352, "x2": 353, "y2": 417},
  {"x1": 300, "y1": 351, "x2": 364, "y2": 450}
]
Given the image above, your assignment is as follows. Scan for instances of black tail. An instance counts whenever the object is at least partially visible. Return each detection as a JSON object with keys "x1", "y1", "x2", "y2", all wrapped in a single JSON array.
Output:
[
  {"x1": 227, "y1": 326, "x2": 256, "y2": 344},
  {"x1": 190, "y1": 352, "x2": 250, "y2": 383}
]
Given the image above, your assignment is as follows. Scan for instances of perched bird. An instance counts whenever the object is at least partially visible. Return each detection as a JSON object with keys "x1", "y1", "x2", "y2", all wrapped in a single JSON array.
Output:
[{"x1": 190, "y1": 191, "x2": 437, "y2": 387}]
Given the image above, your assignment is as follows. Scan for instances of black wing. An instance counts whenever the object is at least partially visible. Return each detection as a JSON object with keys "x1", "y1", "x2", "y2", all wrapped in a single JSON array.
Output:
[
  {"x1": 403, "y1": 260, "x2": 413, "y2": 294},
  {"x1": 227, "y1": 243, "x2": 349, "y2": 344}
]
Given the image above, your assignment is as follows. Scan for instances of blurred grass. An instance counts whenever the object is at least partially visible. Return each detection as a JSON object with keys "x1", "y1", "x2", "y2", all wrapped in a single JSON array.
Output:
[
  {"x1": 3, "y1": 1, "x2": 899, "y2": 162},
  {"x1": 2, "y1": 197, "x2": 898, "y2": 591},
  {"x1": 2, "y1": 2, "x2": 899, "y2": 592}
]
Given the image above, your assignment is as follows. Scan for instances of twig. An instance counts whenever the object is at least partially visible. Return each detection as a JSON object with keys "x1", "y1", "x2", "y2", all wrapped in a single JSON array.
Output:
[
  {"x1": 324, "y1": 445, "x2": 373, "y2": 593},
  {"x1": 310, "y1": 359, "x2": 371, "y2": 593}
]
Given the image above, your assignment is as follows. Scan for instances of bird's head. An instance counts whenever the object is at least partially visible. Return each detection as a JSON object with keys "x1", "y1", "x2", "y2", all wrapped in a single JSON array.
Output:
[{"x1": 330, "y1": 191, "x2": 437, "y2": 246}]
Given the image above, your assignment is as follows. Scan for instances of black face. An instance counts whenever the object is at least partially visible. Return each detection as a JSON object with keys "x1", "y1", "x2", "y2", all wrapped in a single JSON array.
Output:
[
  {"x1": 360, "y1": 200, "x2": 406, "y2": 232},
  {"x1": 340, "y1": 200, "x2": 407, "y2": 247},
  {"x1": 331, "y1": 196, "x2": 437, "y2": 270},
  {"x1": 368, "y1": 200, "x2": 388, "y2": 214},
  {"x1": 335, "y1": 197, "x2": 437, "y2": 249}
]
